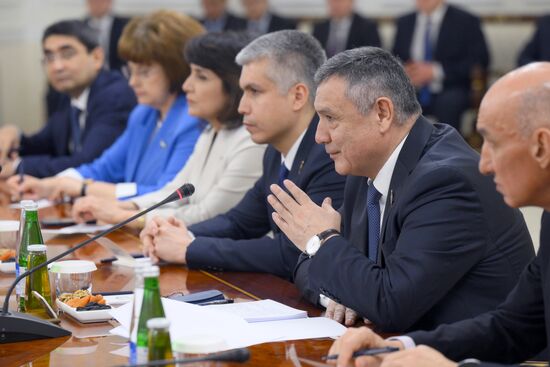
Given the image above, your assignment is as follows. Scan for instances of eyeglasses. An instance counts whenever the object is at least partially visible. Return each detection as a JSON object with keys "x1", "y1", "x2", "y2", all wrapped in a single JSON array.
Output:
[
  {"x1": 122, "y1": 65, "x2": 157, "y2": 80},
  {"x1": 42, "y1": 47, "x2": 78, "y2": 65}
]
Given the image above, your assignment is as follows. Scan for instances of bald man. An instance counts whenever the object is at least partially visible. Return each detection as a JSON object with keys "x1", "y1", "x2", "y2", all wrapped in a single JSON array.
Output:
[{"x1": 327, "y1": 62, "x2": 550, "y2": 367}]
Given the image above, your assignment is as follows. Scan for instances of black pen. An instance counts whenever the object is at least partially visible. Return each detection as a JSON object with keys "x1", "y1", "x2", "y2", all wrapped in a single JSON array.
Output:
[
  {"x1": 323, "y1": 346, "x2": 400, "y2": 360},
  {"x1": 198, "y1": 299, "x2": 234, "y2": 306}
]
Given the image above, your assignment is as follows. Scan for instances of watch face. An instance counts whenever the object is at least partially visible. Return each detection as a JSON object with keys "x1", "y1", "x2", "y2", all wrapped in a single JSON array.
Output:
[{"x1": 306, "y1": 235, "x2": 321, "y2": 255}]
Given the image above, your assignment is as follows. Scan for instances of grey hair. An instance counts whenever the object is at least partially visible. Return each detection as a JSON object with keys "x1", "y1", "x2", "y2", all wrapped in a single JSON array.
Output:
[
  {"x1": 314, "y1": 47, "x2": 421, "y2": 124},
  {"x1": 517, "y1": 81, "x2": 550, "y2": 136},
  {"x1": 235, "y1": 30, "x2": 326, "y2": 103}
]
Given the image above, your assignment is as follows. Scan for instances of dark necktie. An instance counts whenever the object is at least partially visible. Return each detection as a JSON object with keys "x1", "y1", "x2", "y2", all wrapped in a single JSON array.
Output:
[
  {"x1": 278, "y1": 163, "x2": 290, "y2": 187},
  {"x1": 419, "y1": 17, "x2": 433, "y2": 107},
  {"x1": 70, "y1": 106, "x2": 82, "y2": 153},
  {"x1": 367, "y1": 183, "x2": 382, "y2": 262}
]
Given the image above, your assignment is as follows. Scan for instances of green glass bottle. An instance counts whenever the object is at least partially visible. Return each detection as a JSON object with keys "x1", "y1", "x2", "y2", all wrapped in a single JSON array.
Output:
[
  {"x1": 147, "y1": 318, "x2": 173, "y2": 366},
  {"x1": 25, "y1": 245, "x2": 52, "y2": 318},
  {"x1": 136, "y1": 266, "x2": 165, "y2": 363},
  {"x1": 17, "y1": 202, "x2": 44, "y2": 312}
]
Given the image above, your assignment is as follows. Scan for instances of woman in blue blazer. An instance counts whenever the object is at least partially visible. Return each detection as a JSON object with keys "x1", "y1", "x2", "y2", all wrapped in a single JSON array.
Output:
[{"x1": 9, "y1": 11, "x2": 205, "y2": 200}]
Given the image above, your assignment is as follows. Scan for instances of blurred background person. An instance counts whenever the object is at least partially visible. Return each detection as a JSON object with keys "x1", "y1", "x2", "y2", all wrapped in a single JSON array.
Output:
[
  {"x1": 0, "y1": 19, "x2": 135, "y2": 179},
  {"x1": 241, "y1": 0, "x2": 297, "y2": 35},
  {"x1": 7, "y1": 10, "x2": 205, "y2": 201},
  {"x1": 518, "y1": 14, "x2": 550, "y2": 66},
  {"x1": 392, "y1": 0, "x2": 490, "y2": 132},
  {"x1": 71, "y1": 31, "x2": 266, "y2": 228},
  {"x1": 200, "y1": 0, "x2": 246, "y2": 32},
  {"x1": 313, "y1": 0, "x2": 381, "y2": 58}
]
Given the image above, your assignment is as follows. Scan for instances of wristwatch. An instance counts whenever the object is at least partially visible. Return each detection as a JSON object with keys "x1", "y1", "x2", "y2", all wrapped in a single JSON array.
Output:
[
  {"x1": 457, "y1": 359, "x2": 481, "y2": 367},
  {"x1": 305, "y1": 229, "x2": 340, "y2": 256},
  {"x1": 80, "y1": 179, "x2": 94, "y2": 197}
]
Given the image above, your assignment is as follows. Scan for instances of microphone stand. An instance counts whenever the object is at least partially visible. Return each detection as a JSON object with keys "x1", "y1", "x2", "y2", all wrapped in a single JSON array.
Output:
[{"x1": 0, "y1": 184, "x2": 194, "y2": 344}]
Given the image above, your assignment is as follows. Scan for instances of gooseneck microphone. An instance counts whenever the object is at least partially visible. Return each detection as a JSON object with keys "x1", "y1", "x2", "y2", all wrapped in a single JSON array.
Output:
[
  {"x1": 117, "y1": 348, "x2": 250, "y2": 367},
  {"x1": 0, "y1": 183, "x2": 194, "y2": 343}
]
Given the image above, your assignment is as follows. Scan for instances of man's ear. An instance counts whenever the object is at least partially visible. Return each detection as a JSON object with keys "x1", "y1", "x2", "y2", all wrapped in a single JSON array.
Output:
[
  {"x1": 531, "y1": 128, "x2": 550, "y2": 169},
  {"x1": 290, "y1": 83, "x2": 310, "y2": 111},
  {"x1": 374, "y1": 97, "x2": 394, "y2": 133},
  {"x1": 91, "y1": 46, "x2": 105, "y2": 70}
]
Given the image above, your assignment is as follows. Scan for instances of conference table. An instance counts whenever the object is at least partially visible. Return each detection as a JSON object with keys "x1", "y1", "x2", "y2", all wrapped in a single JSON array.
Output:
[{"x1": 0, "y1": 198, "x2": 347, "y2": 367}]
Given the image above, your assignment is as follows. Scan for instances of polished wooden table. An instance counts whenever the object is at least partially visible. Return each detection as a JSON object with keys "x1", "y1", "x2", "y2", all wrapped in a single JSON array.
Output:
[{"x1": 0, "y1": 201, "x2": 334, "y2": 367}]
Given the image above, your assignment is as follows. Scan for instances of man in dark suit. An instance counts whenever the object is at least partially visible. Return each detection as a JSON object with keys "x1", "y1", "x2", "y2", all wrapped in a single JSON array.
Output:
[
  {"x1": 268, "y1": 47, "x2": 533, "y2": 333},
  {"x1": 241, "y1": 0, "x2": 297, "y2": 35},
  {"x1": 518, "y1": 15, "x2": 550, "y2": 66},
  {"x1": 324, "y1": 62, "x2": 550, "y2": 367},
  {"x1": 140, "y1": 30, "x2": 345, "y2": 280},
  {"x1": 313, "y1": 0, "x2": 381, "y2": 57},
  {"x1": 0, "y1": 20, "x2": 136, "y2": 178},
  {"x1": 392, "y1": 0, "x2": 489, "y2": 131},
  {"x1": 200, "y1": 0, "x2": 247, "y2": 32}
]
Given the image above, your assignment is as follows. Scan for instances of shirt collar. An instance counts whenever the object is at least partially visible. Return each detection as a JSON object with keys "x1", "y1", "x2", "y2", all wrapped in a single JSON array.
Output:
[
  {"x1": 281, "y1": 128, "x2": 307, "y2": 171},
  {"x1": 71, "y1": 87, "x2": 90, "y2": 112},
  {"x1": 419, "y1": 2, "x2": 447, "y2": 24},
  {"x1": 371, "y1": 133, "x2": 409, "y2": 200}
]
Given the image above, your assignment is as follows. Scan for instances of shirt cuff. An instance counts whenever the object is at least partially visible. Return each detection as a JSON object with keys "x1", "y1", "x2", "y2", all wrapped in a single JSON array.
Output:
[
  {"x1": 57, "y1": 168, "x2": 84, "y2": 180},
  {"x1": 188, "y1": 230, "x2": 195, "y2": 241},
  {"x1": 12, "y1": 157, "x2": 22, "y2": 173},
  {"x1": 430, "y1": 62, "x2": 445, "y2": 93},
  {"x1": 387, "y1": 336, "x2": 416, "y2": 349},
  {"x1": 116, "y1": 182, "x2": 137, "y2": 199},
  {"x1": 319, "y1": 293, "x2": 331, "y2": 308}
]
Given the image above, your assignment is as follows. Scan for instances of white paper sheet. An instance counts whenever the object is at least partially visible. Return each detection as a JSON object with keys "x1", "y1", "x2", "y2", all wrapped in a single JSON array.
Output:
[
  {"x1": 42, "y1": 223, "x2": 111, "y2": 235},
  {"x1": 204, "y1": 299, "x2": 308, "y2": 323},
  {"x1": 247, "y1": 317, "x2": 346, "y2": 341},
  {"x1": 9, "y1": 199, "x2": 54, "y2": 209}
]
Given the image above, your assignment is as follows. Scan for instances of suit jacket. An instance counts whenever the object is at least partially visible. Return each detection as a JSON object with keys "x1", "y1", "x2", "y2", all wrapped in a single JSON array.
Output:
[
  {"x1": 313, "y1": 13, "x2": 381, "y2": 54},
  {"x1": 108, "y1": 16, "x2": 130, "y2": 72},
  {"x1": 76, "y1": 95, "x2": 204, "y2": 199},
  {"x1": 267, "y1": 13, "x2": 297, "y2": 33},
  {"x1": 132, "y1": 125, "x2": 266, "y2": 225},
  {"x1": 518, "y1": 15, "x2": 550, "y2": 66},
  {"x1": 185, "y1": 116, "x2": 346, "y2": 279},
  {"x1": 20, "y1": 70, "x2": 136, "y2": 178},
  {"x1": 295, "y1": 116, "x2": 534, "y2": 332},
  {"x1": 409, "y1": 211, "x2": 550, "y2": 365},
  {"x1": 392, "y1": 5, "x2": 490, "y2": 91}
]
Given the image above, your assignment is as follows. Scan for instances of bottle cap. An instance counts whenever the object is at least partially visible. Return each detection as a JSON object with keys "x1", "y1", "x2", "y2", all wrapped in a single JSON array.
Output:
[
  {"x1": 49, "y1": 260, "x2": 97, "y2": 273},
  {"x1": 172, "y1": 335, "x2": 227, "y2": 354},
  {"x1": 134, "y1": 257, "x2": 153, "y2": 272},
  {"x1": 28, "y1": 244, "x2": 47, "y2": 252},
  {"x1": 147, "y1": 317, "x2": 170, "y2": 329},
  {"x1": 23, "y1": 201, "x2": 38, "y2": 211}
]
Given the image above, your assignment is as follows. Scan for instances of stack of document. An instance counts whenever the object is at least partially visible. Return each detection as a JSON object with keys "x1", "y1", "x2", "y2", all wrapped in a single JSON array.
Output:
[{"x1": 109, "y1": 298, "x2": 345, "y2": 352}]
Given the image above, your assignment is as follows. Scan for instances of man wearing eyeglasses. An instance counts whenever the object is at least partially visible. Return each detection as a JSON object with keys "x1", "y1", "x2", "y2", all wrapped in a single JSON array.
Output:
[{"x1": 0, "y1": 19, "x2": 136, "y2": 179}]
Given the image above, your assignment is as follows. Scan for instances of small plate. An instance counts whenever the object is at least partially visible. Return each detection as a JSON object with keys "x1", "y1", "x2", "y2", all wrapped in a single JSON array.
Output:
[
  {"x1": 56, "y1": 295, "x2": 125, "y2": 324},
  {"x1": 0, "y1": 261, "x2": 16, "y2": 273}
]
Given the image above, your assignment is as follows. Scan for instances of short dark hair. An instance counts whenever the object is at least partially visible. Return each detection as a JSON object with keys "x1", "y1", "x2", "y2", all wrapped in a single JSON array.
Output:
[
  {"x1": 184, "y1": 31, "x2": 254, "y2": 129},
  {"x1": 118, "y1": 10, "x2": 205, "y2": 94},
  {"x1": 315, "y1": 47, "x2": 421, "y2": 124},
  {"x1": 42, "y1": 19, "x2": 99, "y2": 51}
]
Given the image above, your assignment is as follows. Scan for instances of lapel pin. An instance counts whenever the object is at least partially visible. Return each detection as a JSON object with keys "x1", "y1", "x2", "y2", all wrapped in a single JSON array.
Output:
[
  {"x1": 160, "y1": 140, "x2": 167, "y2": 149},
  {"x1": 298, "y1": 160, "x2": 305, "y2": 174}
]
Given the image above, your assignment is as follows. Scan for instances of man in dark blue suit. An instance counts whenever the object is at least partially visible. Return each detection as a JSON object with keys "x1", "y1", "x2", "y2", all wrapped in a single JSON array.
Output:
[
  {"x1": 0, "y1": 20, "x2": 136, "y2": 179},
  {"x1": 140, "y1": 30, "x2": 345, "y2": 280},
  {"x1": 518, "y1": 15, "x2": 550, "y2": 66},
  {"x1": 268, "y1": 47, "x2": 533, "y2": 332},
  {"x1": 324, "y1": 63, "x2": 550, "y2": 367},
  {"x1": 313, "y1": 0, "x2": 381, "y2": 58},
  {"x1": 392, "y1": 0, "x2": 489, "y2": 131}
]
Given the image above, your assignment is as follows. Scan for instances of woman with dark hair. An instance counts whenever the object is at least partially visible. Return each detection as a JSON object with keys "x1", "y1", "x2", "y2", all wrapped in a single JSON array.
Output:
[
  {"x1": 9, "y1": 10, "x2": 205, "y2": 200},
  {"x1": 71, "y1": 32, "x2": 266, "y2": 227}
]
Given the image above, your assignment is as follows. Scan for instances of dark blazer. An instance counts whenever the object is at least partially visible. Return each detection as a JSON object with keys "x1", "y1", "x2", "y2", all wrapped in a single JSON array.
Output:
[
  {"x1": 518, "y1": 15, "x2": 550, "y2": 66},
  {"x1": 108, "y1": 16, "x2": 129, "y2": 72},
  {"x1": 294, "y1": 116, "x2": 534, "y2": 332},
  {"x1": 200, "y1": 12, "x2": 247, "y2": 31},
  {"x1": 313, "y1": 13, "x2": 381, "y2": 54},
  {"x1": 186, "y1": 117, "x2": 346, "y2": 279},
  {"x1": 392, "y1": 5, "x2": 490, "y2": 91},
  {"x1": 20, "y1": 70, "x2": 136, "y2": 177},
  {"x1": 409, "y1": 212, "x2": 550, "y2": 365},
  {"x1": 267, "y1": 13, "x2": 297, "y2": 33}
]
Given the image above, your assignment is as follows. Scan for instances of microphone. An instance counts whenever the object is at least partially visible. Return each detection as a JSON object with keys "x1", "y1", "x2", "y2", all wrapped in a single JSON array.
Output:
[
  {"x1": 116, "y1": 348, "x2": 250, "y2": 367},
  {"x1": 0, "y1": 183, "x2": 195, "y2": 344}
]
